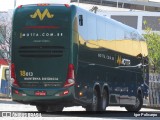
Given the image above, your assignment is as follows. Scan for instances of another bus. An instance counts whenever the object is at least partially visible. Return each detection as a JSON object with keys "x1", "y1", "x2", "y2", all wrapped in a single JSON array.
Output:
[
  {"x1": 11, "y1": 4, "x2": 149, "y2": 112},
  {"x1": 0, "y1": 65, "x2": 9, "y2": 95}
]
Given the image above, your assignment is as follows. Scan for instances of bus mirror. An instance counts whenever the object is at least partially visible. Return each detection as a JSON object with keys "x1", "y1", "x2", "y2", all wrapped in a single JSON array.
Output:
[
  {"x1": 79, "y1": 15, "x2": 83, "y2": 26},
  {"x1": 137, "y1": 53, "x2": 142, "y2": 59}
]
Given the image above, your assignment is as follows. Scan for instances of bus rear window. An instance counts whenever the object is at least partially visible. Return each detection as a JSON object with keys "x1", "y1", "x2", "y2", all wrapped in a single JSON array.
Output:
[
  {"x1": 25, "y1": 14, "x2": 69, "y2": 27},
  {"x1": 13, "y1": 7, "x2": 70, "y2": 30}
]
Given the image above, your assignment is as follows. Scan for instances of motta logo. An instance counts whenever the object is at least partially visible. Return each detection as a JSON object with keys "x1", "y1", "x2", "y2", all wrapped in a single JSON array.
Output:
[
  {"x1": 30, "y1": 9, "x2": 54, "y2": 21},
  {"x1": 117, "y1": 55, "x2": 131, "y2": 66},
  {"x1": 117, "y1": 55, "x2": 122, "y2": 65}
]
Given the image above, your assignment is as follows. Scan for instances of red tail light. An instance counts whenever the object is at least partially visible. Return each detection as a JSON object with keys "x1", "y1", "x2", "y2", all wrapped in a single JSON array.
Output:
[
  {"x1": 37, "y1": 4, "x2": 49, "y2": 6},
  {"x1": 11, "y1": 63, "x2": 19, "y2": 87},
  {"x1": 64, "y1": 4, "x2": 70, "y2": 8},
  {"x1": 64, "y1": 64, "x2": 75, "y2": 87},
  {"x1": 17, "y1": 5, "x2": 23, "y2": 8}
]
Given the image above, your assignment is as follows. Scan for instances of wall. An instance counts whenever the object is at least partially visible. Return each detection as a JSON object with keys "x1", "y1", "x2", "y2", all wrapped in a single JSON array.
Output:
[{"x1": 149, "y1": 73, "x2": 160, "y2": 107}]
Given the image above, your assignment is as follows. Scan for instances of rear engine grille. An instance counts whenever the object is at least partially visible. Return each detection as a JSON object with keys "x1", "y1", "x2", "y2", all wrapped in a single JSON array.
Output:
[{"x1": 19, "y1": 46, "x2": 64, "y2": 58}]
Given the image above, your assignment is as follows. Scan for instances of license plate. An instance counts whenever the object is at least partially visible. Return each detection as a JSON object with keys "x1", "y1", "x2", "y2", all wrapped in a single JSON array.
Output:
[{"x1": 35, "y1": 91, "x2": 46, "y2": 96}]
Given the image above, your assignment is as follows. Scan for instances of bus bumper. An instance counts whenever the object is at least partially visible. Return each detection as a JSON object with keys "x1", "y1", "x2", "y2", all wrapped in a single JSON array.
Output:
[{"x1": 11, "y1": 86, "x2": 77, "y2": 106}]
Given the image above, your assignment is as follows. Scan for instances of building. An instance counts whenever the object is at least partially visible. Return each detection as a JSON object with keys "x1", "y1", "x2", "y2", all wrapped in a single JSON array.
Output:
[
  {"x1": 71, "y1": 0, "x2": 160, "y2": 11},
  {"x1": 99, "y1": 11, "x2": 160, "y2": 34},
  {"x1": 71, "y1": 2, "x2": 160, "y2": 34}
]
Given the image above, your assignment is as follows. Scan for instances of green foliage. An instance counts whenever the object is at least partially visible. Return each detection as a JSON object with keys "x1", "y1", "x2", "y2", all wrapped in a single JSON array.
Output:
[{"x1": 143, "y1": 20, "x2": 160, "y2": 72}]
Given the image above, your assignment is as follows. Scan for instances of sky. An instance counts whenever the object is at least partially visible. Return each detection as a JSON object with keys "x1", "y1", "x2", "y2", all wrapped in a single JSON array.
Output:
[{"x1": 0, "y1": 0, "x2": 70, "y2": 11}]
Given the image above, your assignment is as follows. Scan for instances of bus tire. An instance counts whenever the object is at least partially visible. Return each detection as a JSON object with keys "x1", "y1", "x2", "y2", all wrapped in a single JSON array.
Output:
[
  {"x1": 47, "y1": 106, "x2": 64, "y2": 112},
  {"x1": 36, "y1": 105, "x2": 48, "y2": 113},
  {"x1": 125, "y1": 94, "x2": 143, "y2": 112},
  {"x1": 86, "y1": 89, "x2": 100, "y2": 111},
  {"x1": 100, "y1": 90, "x2": 108, "y2": 111}
]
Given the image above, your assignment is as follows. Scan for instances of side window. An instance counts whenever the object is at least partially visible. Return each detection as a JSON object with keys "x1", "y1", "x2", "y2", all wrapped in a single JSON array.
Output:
[
  {"x1": 97, "y1": 18, "x2": 105, "y2": 40},
  {"x1": 116, "y1": 27, "x2": 124, "y2": 40},
  {"x1": 87, "y1": 15, "x2": 96, "y2": 40},
  {"x1": 79, "y1": 15, "x2": 83, "y2": 26},
  {"x1": 78, "y1": 12, "x2": 88, "y2": 41},
  {"x1": 115, "y1": 27, "x2": 133, "y2": 56},
  {"x1": 106, "y1": 22, "x2": 116, "y2": 40},
  {"x1": 103, "y1": 22, "x2": 116, "y2": 51},
  {"x1": 124, "y1": 31, "x2": 132, "y2": 39},
  {"x1": 131, "y1": 32, "x2": 138, "y2": 40}
]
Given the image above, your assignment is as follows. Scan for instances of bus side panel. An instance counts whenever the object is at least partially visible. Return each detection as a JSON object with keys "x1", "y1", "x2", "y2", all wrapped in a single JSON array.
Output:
[
  {"x1": 76, "y1": 8, "x2": 120, "y2": 105},
  {"x1": 75, "y1": 7, "x2": 146, "y2": 107}
]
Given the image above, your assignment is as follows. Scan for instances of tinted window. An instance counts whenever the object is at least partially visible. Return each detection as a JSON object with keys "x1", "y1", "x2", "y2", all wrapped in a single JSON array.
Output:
[
  {"x1": 14, "y1": 7, "x2": 69, "y2": 30},
  {"x1": 142, "y1": 16, "x2": 160, "y2": 31},
  {"x1": 97, "y1": 18, "x2": 105, "y2": 40},
  {"x1": 111, "y1": 15, "x2": 138, "y2": 29}
]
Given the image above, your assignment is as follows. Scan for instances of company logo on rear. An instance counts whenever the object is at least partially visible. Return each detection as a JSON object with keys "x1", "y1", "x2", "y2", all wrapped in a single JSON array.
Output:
[{"x1": 30, "y1": 9, "x2": 54, "y2": 21}]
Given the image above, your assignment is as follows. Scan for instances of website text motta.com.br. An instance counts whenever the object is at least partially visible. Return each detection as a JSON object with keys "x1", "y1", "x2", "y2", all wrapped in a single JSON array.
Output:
[{"x1": 20, "y1": 32, "x2": 63, "y2": 38}]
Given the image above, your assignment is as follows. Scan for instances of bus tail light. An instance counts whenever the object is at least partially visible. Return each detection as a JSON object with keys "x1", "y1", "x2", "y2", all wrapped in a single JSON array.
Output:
[
  {"x1": 64, "y1": 4, "x2": 70, "y2": 8},
  {"x1": 11, "y1": 63, "x2": 19, "y2": 87},
  {"x1": 17, "y1": 5, "x2": 23, "y2": 8},
  {"x1": 64, "y1": 64, "x2": 75, "y2": 87},
  {"x1": 37, "y1": 4, "x2": 49, "y2": 6},
  {"x1": 55, "y1": 90, "x2": 69, "y2": 96}
]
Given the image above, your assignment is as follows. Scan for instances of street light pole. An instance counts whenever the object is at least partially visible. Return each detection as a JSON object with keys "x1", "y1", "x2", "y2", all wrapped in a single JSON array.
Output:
[
  {"x1": 78, "y1": 0, "x2": 79, "y2": 6},
  {"x1": 14, "y1": 0, "x2": 16, "y2": 8},
  {"x1": 100, "y1": 0, "x2": 103, "y2": 5}
]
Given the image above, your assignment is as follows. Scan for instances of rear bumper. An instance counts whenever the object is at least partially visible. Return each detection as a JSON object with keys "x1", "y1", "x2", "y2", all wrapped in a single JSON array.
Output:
[{"x1": 11, "y1": 86, "x2": 77, "y2": 106}]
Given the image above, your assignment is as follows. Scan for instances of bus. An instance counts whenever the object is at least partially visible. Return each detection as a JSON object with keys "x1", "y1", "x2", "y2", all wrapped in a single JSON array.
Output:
[
  {"x1": 11, "y1": 4, "x2": 149, "y2": 112},
  {"x1": 0, "y1": 65, "x2": 9, "y2": 96}
]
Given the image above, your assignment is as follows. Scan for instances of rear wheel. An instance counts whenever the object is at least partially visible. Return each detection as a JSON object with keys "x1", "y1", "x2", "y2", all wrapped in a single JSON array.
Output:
[
  {"x1": 36, "y1": 105, "x2": 48, "y2": 113},
  {"x1": 125, "y1": 94, "x2": 143, "y2": 112},
  {"x1": 86, "y1": 89, "x2": 100, "y2": 111},
  {"x1": 100, "y1": 90, "x2": 108, "y2": 111}
]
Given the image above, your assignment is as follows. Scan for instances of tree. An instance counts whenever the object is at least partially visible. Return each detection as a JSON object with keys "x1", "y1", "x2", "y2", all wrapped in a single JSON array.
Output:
[
  {"x1": 0, "y1": 12, "x2": 12, "y2": 64},
  {"x1": 143, "y1": 20, "x2": 160, "y2": 73}
]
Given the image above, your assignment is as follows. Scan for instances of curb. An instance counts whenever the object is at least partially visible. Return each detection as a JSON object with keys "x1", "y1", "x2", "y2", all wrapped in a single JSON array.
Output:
[
  {"x1": 0, "y1": 97, "x2": 11, "y2": 100},
  {"x1": 0, "y1": 94, "x2": 11, "y2": 101},
  {"x1": 143, "y1": 105, "x2": 160, "y2": 110},
  {"x1": 0, "y1": 96, "x2": 11, "y2": 99}
]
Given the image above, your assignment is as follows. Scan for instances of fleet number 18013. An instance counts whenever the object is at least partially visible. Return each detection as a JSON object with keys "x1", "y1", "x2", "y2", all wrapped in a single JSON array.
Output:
[{"x1": 20, "y1": 70, "x2": 33, "y2": 77}]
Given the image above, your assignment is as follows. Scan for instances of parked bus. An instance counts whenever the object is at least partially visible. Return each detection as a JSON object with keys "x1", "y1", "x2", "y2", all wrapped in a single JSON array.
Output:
[
  {"x1": 11, "y1": 4, "x2": 149, "y2": 112},
  {"x1": 0, "y1": 65, "x2": 9, "y2": 95}
]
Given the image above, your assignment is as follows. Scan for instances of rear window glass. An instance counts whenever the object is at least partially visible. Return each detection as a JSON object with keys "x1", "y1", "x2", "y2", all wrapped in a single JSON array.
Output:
[{"x1": 14, "y1": 7, "x2": 70, "y2": 30}]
